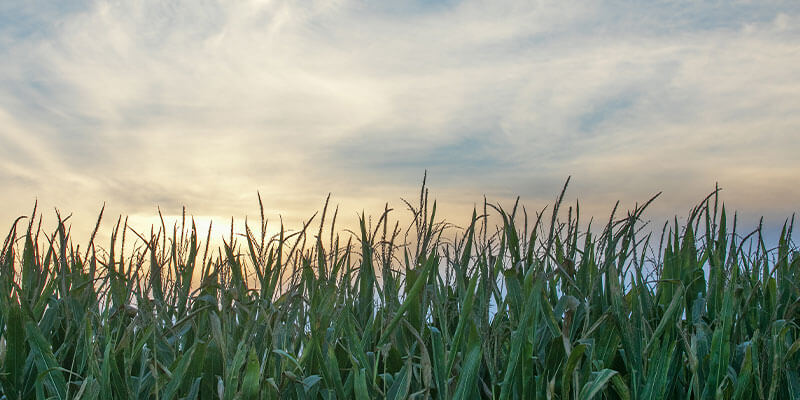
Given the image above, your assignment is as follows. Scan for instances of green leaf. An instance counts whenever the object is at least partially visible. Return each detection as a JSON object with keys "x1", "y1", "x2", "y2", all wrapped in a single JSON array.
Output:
[
  {"x1": 386, "y1": 362, "x2": 411, "y2": 400},
  {"x1": 500, "y1": 279, "x2": 543, "y2": 400},
  {"x1": 452, "y1": 341, "x2": 482, "y2": 400},
  {"x1": 354, "y1": 368, "x2": 370, "y2": 400},
  {"x1": 378, "y1": 254, "x2": 435, "y2": 347},
  {"x1": 3, "y1": 301, "x2": 27, "y2": 392},
  {"x1": 702, "y1": 286, "x2": 734, "y2": 400},
  {"x1": 273, "y1": 349, "x2": 304, "y2": 373},
  {"x1": 430, "y1": 326, "x2": 448, "y2": 400},
  {"x1": 162, "y1": 344, "x2": 197, "y2": 400},
  {"x1": 562, "y1": 343, "x2": 587, "y2": 399},
  {"x1": 610, "y1": 373, "x2": 631, "y2": 400},
  {"x1": 446, "y1": 272, "x2": 479, "y2": 376},
  {"x1": 579, "y1": 369, "x2": 618, "y2": 400},
  {"x1": 645, "y1": 285, "x2": 684, "y2": 355},
  {"x1": 241, "y1": 349, "x2": 261, "y2": 400},
  {"x1": 26, "y1": 321, "x2": 68, "y2": 400}
]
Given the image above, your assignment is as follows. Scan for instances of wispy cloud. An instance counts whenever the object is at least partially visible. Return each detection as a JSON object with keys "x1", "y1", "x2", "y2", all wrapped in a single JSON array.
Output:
[{"x1": 1, "y1": 0, "x2": 798, "y2": 238}]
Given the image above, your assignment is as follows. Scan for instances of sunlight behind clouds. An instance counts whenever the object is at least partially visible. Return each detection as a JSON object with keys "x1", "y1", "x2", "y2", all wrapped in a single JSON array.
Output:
[{"x1": 1, "y1": 0, "x2": 798, "y2": 241}]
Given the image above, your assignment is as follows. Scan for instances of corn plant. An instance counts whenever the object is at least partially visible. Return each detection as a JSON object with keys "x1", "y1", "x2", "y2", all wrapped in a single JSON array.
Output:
[{"x1": 0, "y1": 179, "x2": 797, "y2": 399}]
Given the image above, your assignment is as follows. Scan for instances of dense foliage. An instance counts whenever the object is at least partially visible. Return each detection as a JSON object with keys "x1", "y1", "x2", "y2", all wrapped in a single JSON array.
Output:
[{"x1": 1, "y1": 180, "x2": 798, "y2": 399}]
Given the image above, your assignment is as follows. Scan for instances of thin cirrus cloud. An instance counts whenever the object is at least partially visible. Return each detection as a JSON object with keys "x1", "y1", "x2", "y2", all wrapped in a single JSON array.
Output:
[{"x1": 0, "y1": 0, "x2": 798, "y2": 242}]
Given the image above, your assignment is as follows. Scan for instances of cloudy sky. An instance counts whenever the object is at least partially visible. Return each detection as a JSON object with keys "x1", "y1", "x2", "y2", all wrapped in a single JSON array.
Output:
[{"x1": 1, "y1": 0, "x2": 798, "y2": 243}]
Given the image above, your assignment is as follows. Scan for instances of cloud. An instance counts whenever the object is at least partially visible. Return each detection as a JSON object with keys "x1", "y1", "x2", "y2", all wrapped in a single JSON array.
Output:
[{"x1": 1, "y1": 0, "x2": 799, "y2": 241}]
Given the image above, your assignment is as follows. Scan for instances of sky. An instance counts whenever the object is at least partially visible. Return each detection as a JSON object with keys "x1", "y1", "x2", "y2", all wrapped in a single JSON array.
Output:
[{"x1": 1, "y1": 0, "x2": 799, "y2": 246}]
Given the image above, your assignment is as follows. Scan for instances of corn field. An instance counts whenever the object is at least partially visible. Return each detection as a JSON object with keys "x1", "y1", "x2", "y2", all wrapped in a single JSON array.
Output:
[{"x1": 1, "y1": 180, "x2": 798, "y2": 399}]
